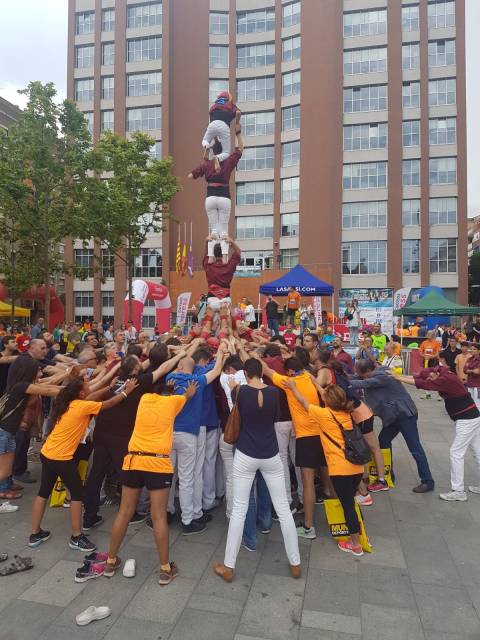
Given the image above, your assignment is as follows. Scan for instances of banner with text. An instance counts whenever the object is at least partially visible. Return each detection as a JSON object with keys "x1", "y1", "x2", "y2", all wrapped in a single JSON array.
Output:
[
  {"x1": 339, "y1": 288, "x2": 394, "y2": 335},
  {"x1": 176, "y1": 292, "x2": 191, "y2": 326},
  {"x1": 313, "y1": 296, "x2": 322, "y2": 328}
]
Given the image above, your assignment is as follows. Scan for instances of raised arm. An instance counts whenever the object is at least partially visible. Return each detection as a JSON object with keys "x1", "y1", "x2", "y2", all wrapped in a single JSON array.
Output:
[
  {"x1": 391, "y1": 372, "x2": 416, "y2": 385},
  {"x1": 205, "y1": 346, "x2": 227, "y2": 384},
  {"x1": 235, "y1": 132, "x2": 244, "y2": 153},
  {"x1": 226, "y1": 236, "x2": 241, "y2": 256},
  {"x1": 25, "y1": 383, "x2": 61, "y2": 397}
]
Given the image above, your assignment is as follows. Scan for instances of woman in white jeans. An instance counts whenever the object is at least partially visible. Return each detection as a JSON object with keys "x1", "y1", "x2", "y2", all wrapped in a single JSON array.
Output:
[{"x1": 213, "y1": 358, "x2": 301, "y2": 582}]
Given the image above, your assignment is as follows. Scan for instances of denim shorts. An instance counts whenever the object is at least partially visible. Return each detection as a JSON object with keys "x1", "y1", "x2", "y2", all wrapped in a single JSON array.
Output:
[{"x1": 0, "y1": 428, "x2": 16, "y2": 455}]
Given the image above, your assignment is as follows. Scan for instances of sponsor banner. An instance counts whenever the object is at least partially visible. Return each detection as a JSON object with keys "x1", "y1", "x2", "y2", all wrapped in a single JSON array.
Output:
[
  {"x1": 339, "y1": 288, "x2": 394, "y2": 336},
  {"x1": 313, "y1": 296, "x2": 322, "y2": 328},
  {"x1": 393, "y1": 287, "x2": 412, "y2": 311},
  {"x1": 176, "y1": 292, "x2": 191, "y2": 326}
]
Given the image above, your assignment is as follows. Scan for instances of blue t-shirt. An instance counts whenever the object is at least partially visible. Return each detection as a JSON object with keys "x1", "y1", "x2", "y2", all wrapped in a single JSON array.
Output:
[
  {"x1": 235, "y1": 385, "x2": 279, "y2": 459},
  {"x1": 194, "y1": 364, "x2": 219, "y2": 430},
  {"x1": 321, "y1": 334, "x2": 335, "y2": 345},
  {"x1": 165, "y1": 372, "x2": 207, "y2": 435}
]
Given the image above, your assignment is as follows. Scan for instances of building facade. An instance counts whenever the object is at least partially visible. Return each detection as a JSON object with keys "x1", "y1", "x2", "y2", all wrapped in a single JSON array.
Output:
[
  {"x1": 468, "y1": 215, "x2": 480, "y2": 257},
  {"x1": 0, "y1": 96, "x2": 21, "y2": 135},
  {"x1": 66, "y1": 0, "x2": 467, "y2": 325}
]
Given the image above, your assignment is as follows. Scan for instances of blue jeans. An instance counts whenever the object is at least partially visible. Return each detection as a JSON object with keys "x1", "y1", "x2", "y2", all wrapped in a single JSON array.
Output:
[
  {"x1": 242, "y1": 471, "x2": 272, "y2": 550},
  {"x1": 379, "y1": 414, "x2": 434, "y2": 486},
  {"x1": 267, "y1": 318, "x2": 279, "y2": 336}
]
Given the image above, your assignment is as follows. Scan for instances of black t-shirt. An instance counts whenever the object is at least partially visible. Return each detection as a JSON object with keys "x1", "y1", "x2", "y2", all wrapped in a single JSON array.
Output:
[
  {"x1": 0, "y1": 381, "x2": 30, "y2": 434},
  {"x1": 440, "y1": 348, "x2": 461, "y2": 374},
  {"x1": 0, "y1": 362, "x2": 11, "y2": 396},
  {"x1": 235, "y1": 385, "x2": 280, "y2": 459},
  {"x1": 266, "y1": 301, "x2": 279, "y2": 320},
  {"x1": 94, "y1": 372, "x2": 154, "y2": 441},
  {"x1": 444, "y1": 395, "x2": 480, "y2": 421}
]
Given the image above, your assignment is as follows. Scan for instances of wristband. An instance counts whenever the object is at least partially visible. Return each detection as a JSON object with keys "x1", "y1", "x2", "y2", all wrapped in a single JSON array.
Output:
[{"x1": 121, "y1": 391, "x2": 128, "y2": 399}]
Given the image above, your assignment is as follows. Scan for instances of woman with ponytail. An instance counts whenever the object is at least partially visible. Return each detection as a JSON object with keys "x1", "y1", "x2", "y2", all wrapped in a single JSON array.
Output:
[{"x1": 29, "y1": 375, "x2": 138, "y2": 551}]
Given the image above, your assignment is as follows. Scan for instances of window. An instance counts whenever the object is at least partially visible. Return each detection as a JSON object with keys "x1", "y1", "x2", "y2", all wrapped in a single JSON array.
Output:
[
  {"x1": 209, "y1": 79, "x2": 229, "y2": 104},
  {"x1": 342, "y1": 201, "x2": 387, "y2": 229},
  {"x1": 127, "y1": 37, "x2": 161, "y2": 62},
  {"x1": 402, "y1": 81, "x2": 420, "y2": 108},
  {"x1": 210, "y1": 12, "x2": 228, "y2": 35},
  {"x1": 150, "y1": 141, "x2": 162, "y2": 159},
  {"x1": 429, "y1": 78, "x2": 456, "y2": 105},
  {"x1": 75, "y1": 45, "x2": 94, "y2": 69},
  {"x1": 237, "y1": 8, "x2": 275, "y2": 34},
  {"x1": 429, "y1": 197, "x2": 457, "y2": 224},
  {"x1": 403, "y1": 240, "x2": 420, "y2": 273},
  {"x1": 134, "y1": 248, "x2": 162, "y2": 278},
  {"x1": 429, "y1": 157, "x2": 456, "y2": 184},
  {"x1": 237, "y1": 77, "x2": 275, "y2": 102},
  {"x1": 142, "y1": 315, "x2": 157, "y2": 329},
  {"x1": 281, "y1": 249, "x2": 299, "y2": 269},
  {"x1": 402, "y1": 199, "x2": 421, "y2": 226},
  {"x1": 102, "y1": 42, "x2": 115, "y2": 66},
  {"x1": 282, "y1": 70, "x2": 300, "y2": 97},
  {"x1": 343, "y1": 123, "x2": 387, "y2": 151},
  {"x1": 102, "y1": 8, "x2": 115, "y2": 32},
  {"x1": 282, "y1": 105, "x2": 300, "y2": 131},
  {"x1": 282, "y1": 36, "x2": 300, "y2": 62},
  {"x1": 102, "y1": 291, "x2": 114, "y2": 308},
  {"x1": 281, "y1": 176, "x2": 300, "y2": 203},
  {"x1": 101, "y1": 249, "x2": 115, "y2": 278},
  {"x1": 343, "y1": 9, "x2": 387, "y2": 37},
  {"x1": 237, "y1": 43, "x2": 274, "y2": 68},
  {"x1": 127, "y1": 72, "x2": 162, "y2": 99},
  {"x1": 101, "y1": 76, "x2": 114, "y2": 99},
  {"x1": 236, "y1": 181, "x2": 274, "y2": 205},
  {"x1": 127, "y1": 2, "x2": 162, "y2": 28},
  {"x1": 74, "y1": 291, "x2": 94, "y2": 308},
  {"x1": 282, "y1": 141, "x2": 300, "y2": 167},
  {"x1": 429, "y1": 238, "x2": 456, "y2": 272},
  {"x1": 75, "y1": 78, "x2": 94, "y2": 103},
  {"x1": 210, "y1": 45, "x2": 229, "y2": 69},
  {"x1": 238, "y1": 146, "x2": 274, "y2": 171},
  {"x1": 402, "y1": 43, "x2": 420, "y2": 70},
  {"x1": 282, "y1": 2, "x2": 300, "y2": 28},
  {"x1": 83, "y1": 112, "x2": 94, "y2": 137},
  {"x1": 428, "y1": 1, "x2": 455, "y2": 28},
  {"x1": 429, "y1": 117, "x2": 456, "y2": 145},
  {"x1": 239, "y1": 251, "x2": 273, "y2": 270},
  {"x1": 127, "y1": 106, "x2": 161, "y2": 131},
  {"x1": 236, "y1": 215, "x2": 273, "y2": 240},
  {"x1": 343, "y1": 162, "x2": 387, "y2": 189},
  {"x1": 242, "y1": 112, "x2": 275, "y2": 137},
  {"x1": 403, "y1": 120, "x2": 420, "y2": 147},
  {"x1": 281, "y1": 213, "x2": 299, "y2": 237},
  {"x1": 344, "y1": 85, "x2": 387, "y2": 113},
  {"x1": 101, "y1": 110, "x2": 114, "y2": 132},
  {"x1": 402, "y1": 5, "x2": 419, "y2": 32},
  {"x1": 75, "y1": 11, "x2": 95, "y2": 35},
  {"x1": 343, "y1": 47, "x2": 387, "y2": 75},
  {"x1": 428, "y1": 39, "x2": 455, "y2": 67},
  {"x1": 342, "y1": 241, "x2": 387, "y2": 274},
  {"x1": 403, "y1": 159, "x2": 420, "y2": 186},
  {"x1": 74, "y1": 248, "x2": 94, "y2": 276}
]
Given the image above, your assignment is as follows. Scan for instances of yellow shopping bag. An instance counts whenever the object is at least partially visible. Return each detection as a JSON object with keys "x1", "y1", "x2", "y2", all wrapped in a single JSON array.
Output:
[
  {"x1": 49, "y1": 460, "x2": 88, "y2": 508},
  {"x1": 323, "y1": 498, "x2": 372, "y2": 553},
  {"x1": 367, "y1": 448, "x2": 395, "y2": 488}
]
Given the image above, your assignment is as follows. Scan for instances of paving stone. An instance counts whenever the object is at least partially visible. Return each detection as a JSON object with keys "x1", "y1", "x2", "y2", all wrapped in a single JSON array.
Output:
[
  {"x1": 358, "y1": 565, "x2": 416, "y2": 610},
  {"x1": 424, "y1": 632, "x2": 480, "y2": 640},
  {"x1": 238, "y1": 573, "x2": 305, "y2": 640},
  {"x1": 169, "y1": 539, "x2": 216, "y2": 579},
  {"x1": 170, "y1": 609, "x2": 238, "y2": 640},
  {"x1": 299, "y1": 630, "x2": 360, "y2": 640},
  {"x1": 361, "y1": 603, "x2": 425, "y2": 639},
  {"x1": 256, "y1": 540, "x2": 310, "y2": 579},
  {"x1": 0, "y1": 600, "x2": 62, "y2": 640},
  {"x1": 304, "y1": 568, "x2": 360, "y2": 617},
  {"x1": 412, "y1": 583, "x2": 480, "y2": 635},
  {"x1": 308, "y1": 536, "x2": 359, "y2": 575},
  {"x1": 301, "y1": 610, "x2": 361, "y2": 635},
  {"x1": 18, "y1": 560, "x2": 88, "y2": 607},
  {"x1": 103, "y1": 615, "x2": 172, "y2": 640},
  {"x1": 360, "y1": 534, "x2": 407, "y2": 569},
  {"x1": 123, "y1": 574, "x2": 196, "y2": 624}
]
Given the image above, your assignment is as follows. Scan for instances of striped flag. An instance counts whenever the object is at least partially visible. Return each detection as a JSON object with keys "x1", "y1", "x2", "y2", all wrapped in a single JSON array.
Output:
[
  {"x1": 181, "y1": 242, "x2": 187, "y2": 276},
  {"x1": 175, "y1": 235, "x2": 181, "y2": 273},
  {"x1": 188, "y1": 222, "x2": 194, "y2": 277}
]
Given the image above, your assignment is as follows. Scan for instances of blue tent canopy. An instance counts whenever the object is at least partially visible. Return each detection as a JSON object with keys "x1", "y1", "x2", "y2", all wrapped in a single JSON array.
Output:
[{"x1": 259, "y1": 265, "x2": 334, "y2": 296}]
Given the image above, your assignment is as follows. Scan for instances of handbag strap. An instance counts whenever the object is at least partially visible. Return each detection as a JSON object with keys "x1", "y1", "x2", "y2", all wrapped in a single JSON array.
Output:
[{"x1": 328, "y1": 410, "x2": 353, "y2": 434}]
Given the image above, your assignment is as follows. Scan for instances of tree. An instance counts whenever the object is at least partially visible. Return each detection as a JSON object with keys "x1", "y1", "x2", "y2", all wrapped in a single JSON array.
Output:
[
  {"x1": 0, "y1": 82, "x2": 99, "y2": 327},
  {"x1": 469, "y1": 251, "x2": 480, "y2": 305},
  {"x1": 92, "y1": 130, "x2": 180, "y2": 322}
]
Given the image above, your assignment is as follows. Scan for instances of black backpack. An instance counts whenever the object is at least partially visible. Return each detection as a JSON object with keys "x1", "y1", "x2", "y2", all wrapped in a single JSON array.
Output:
[{"x1": 324, "y1": 411, "x2": 371, "y2": 466}]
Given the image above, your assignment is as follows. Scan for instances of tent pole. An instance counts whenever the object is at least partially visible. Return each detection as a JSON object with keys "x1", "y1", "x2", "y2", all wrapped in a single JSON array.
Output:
[{"x1": 401, "y1": 314, "x2": 403, "y2": 346}]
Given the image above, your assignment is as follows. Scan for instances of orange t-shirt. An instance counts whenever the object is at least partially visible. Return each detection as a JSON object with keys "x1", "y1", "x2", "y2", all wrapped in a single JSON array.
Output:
[
  {"x1": 419, "y1": 339, "x2": 441, "y2": 359},
  {"x1": 271, "y1": 372, "x2": 320, "y2": 438},
  {"x1": 287, "y1": 291, "x2": 300, "y2": 310},
  {"x1": 41, "y1": 400, "x2": 102, "y2": 461}
]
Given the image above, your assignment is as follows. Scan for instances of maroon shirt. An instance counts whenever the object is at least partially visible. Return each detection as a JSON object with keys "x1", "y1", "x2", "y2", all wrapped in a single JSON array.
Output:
[
  {"x1": 414, "y1": 367, "x2": 479, "y2": 420},
  {"x1": 330, "y1": 349, "x2": 354, "y2": 374},
  {"x1": 202, "y1": 252, "x2": 241, "y2": 299},
  {"x1": 191, "y1": 149, "x2": 242, "y2": 198},
  {"x1": 209, "y1": 101, "x2": 239, "y2": 125},
  {"x1": 464, "y1": 355, "x2": 480, "y2": 388}
]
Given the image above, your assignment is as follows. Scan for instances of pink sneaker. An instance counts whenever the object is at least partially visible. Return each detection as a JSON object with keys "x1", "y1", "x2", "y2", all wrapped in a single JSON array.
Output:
[
  {"x1": 368, "y1": 479, "x2": 389, "y2": 493},
  {"x1": 84, "y1": 551, "x2": 109, "y2": 564},
  {"x1": 74, "y1": 561, "x2": 105, "y2": 583},
  {"x1": 337, "y1": 539, "x2": 364, "y2": 557},
  {"x1": 355, "y1": 493, "x2": 373, "y2": 506}
]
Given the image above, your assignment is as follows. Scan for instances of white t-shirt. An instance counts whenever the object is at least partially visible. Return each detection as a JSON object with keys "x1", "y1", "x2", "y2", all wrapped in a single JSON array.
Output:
[
  {"x1": 244, "y1": 304, "x2": 256, "y2": 324},
  {"x1": 220, "y1": 370, "x2": 247, "y2": 410}
]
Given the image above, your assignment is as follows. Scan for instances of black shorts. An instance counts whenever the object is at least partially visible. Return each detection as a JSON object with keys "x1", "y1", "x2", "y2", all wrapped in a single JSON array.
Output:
[
  {"x1": 38, "y1": 454, "x2": 84, "y2": 502},
  {"x1": 121, "y1": 469, "x2": 173, "y2": 491},
  {"x1": 358, "y1": 416, "x2": 374, "y2": 435},
  {"x1": 295, "y1": 435, "x2": 327, "y2": 469}
]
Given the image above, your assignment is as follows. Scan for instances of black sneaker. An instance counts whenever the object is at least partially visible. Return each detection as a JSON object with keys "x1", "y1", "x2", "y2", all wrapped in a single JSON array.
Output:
[
  {"x1": 193, "y1": 513, "x2": 212, "y2": 525},
  {"x1": 182, "y1": 521, "x2": 207, "y2": 536},
  {"x1": 29, "y1": 528, "x2": 51, "y2": 548},
  {"x1": 128, "y1": 512, "x2": 147, "y2": 526},
  {"x1": 82, "y1": 515, "x2": 104, "y2": 532},
  {"x1": 69, "y1": 533, "x2": 97, "y2": 552}
]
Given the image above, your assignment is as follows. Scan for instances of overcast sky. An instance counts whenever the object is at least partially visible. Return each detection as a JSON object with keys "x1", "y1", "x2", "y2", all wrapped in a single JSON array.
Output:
[{"x1": 0, "y1": 0, "x2": 478, "y2": 217}]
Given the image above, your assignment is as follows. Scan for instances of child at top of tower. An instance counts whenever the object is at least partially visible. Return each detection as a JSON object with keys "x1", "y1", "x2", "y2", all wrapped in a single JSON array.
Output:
[{"x1": 202, "y1": 91, "x2": 241, "y2": 169}]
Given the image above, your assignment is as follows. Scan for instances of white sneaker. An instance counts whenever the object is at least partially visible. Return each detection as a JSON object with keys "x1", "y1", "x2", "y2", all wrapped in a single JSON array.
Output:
[
  {"x1": 439, "y1": 491, "x2": 467, "y2": 501},
  {"x1": 75, "y1": 605, "x2": 111, "y2": 626},
  {"x1": 0, "y1": 502, "x2": 19, "y2": 513},
  {"x1": 468, "y1": 486, "x2": 480, "y2": 494},
  {"x1": 123, "y1": 558, "x2": 136, "y2": 578}
]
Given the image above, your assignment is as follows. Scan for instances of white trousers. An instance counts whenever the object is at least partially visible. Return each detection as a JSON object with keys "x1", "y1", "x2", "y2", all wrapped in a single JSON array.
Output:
[
  {"x1": 219, "y1": 433, "x2": 234, "y2": 518},
  {"x1": 468, "y1": 387, "x2": 480, "y2": 411},
  {"x1": 274, "y1": 421, "x2": 303, "y2": 504},
  {"x1": 450, "y1": 416, "x2": 480, "y2": 492},
  {"x1": 167, "y1": 431, "x2": 198, "y2": 525},
  {"x1": 202, "y1": 120, "x2": 231, "y2": 162},
  {"x1": 203, "y1": 426, "x2": 220, "y2": 510},
  {"x1": 206, "y1": 196, "x2": 231, "y2": 256},
  {"x1": 205, "y1": 296, "x2": 231, "y2": 313},
  {"x1": 224, "y1": 449, "x2": 301, "y2": 569}
]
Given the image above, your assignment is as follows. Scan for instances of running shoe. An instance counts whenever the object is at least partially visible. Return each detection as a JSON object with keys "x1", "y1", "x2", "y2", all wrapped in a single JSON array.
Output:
[
  {"x1": 355, "y1": 493, "x2": 373, "y2": 506},
  {"x1": 0, "y1": 502, "x2": 19, "y2": 514},
  {"x1": 439, "y1": 491, "x2": 467, "y2": 502},
  {"x1": 337, "y1": 539, "x2": 364, "y2": 557},
  {"x1": 367, "y1": 479, "x2": 389, "y2": 493},
  {"x1": 28, "y1": 528, "x2": 51, "y2": 548},
  {"x1": 128, "y1": 512, "x2": 147, "y2": 526},
  {"x1": 69, "y1": 533, "x2": 97, "y2": 552},
  {"x1": 103, "y1": 556, "x2": 122, "y2": 578},
  {"x1": 82, "y1": 515, "x2": 104, "y2": 532},
  {"x1": 159, "y1": 561, "x2": 178, "y2": 586},
  {"x1": 74, "y1": 561, "x2": 105, "y2": 583},
  {"x1": 468, "y1": 486, "x2": 480, "y2": 494},
  {"x1": 182, "y1": 521, "x2": 206, "y2": 536},
  {"x1": 84, "y1": 551, "x2": 109, "y2": 564},
  {"x1": 296, "y1": 523, "x2": 316, "y2": 540}
]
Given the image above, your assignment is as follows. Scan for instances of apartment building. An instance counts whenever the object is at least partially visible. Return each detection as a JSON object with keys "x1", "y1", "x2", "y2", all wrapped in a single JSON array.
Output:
[{"x1": 66, "y1": 0, "x2": 467, "y2": 325}]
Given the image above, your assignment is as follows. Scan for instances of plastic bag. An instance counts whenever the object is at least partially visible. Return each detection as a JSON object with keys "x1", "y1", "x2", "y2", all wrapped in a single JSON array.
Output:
[
  {"x1": 49, "y1": 460, "x2": 88, "y2": 508},
  {"x1": 323, "y1": 498, "x2": 372, "y2": 553},
  {"x1": 368, "y1": 448, "x2": 394, "y2": 488}
]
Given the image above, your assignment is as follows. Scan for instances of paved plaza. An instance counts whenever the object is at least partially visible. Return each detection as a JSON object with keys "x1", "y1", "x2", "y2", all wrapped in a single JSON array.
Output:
[{"x1": 1, "y1": 387, "x2": 480, "y2": 640}]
